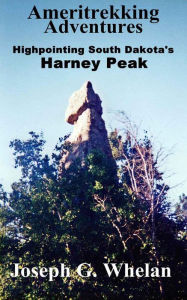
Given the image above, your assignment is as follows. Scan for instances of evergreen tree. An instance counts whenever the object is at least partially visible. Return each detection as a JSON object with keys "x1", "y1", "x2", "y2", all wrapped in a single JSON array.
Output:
[{"x1": 0, "y1": 127, "x2": 186, "y2": 300}]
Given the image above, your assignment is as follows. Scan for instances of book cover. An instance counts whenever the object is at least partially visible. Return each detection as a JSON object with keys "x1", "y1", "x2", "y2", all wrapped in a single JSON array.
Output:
[{"x1": 0, "y1": 0, "x2": 186, "y2": 299}]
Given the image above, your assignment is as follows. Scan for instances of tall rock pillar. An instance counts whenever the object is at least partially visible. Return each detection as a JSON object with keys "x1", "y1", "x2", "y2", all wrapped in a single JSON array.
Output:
[{"x1": 61, "y1": 81, "x2": 114, "y2": 169}]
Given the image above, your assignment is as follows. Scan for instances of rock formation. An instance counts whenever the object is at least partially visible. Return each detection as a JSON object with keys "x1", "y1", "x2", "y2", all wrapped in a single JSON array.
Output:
[{"x1": 61, "y1": 81, "x2": 114, "y2": 169}]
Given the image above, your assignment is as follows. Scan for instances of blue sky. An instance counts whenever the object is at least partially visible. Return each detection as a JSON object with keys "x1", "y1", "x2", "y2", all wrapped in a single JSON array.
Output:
[{"x1": 0, "y1": 0, "x2": 187, "y2": 205}]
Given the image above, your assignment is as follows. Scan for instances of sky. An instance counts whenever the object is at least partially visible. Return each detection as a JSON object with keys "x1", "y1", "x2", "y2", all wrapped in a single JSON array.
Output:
[{"x1": 0, "y1": 0, "x2": 187, "y2": 206}]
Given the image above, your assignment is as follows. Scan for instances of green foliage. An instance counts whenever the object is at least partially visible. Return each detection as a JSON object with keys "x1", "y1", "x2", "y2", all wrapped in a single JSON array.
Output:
[{"x1": 0, "y1": 131, "x2": 186, "y2": 299}]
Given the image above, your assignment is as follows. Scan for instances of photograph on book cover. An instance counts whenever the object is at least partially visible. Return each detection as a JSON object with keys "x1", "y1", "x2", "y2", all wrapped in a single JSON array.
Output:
[{"x1": 0, "y1": 0, "x2": 186, "y2": 299}]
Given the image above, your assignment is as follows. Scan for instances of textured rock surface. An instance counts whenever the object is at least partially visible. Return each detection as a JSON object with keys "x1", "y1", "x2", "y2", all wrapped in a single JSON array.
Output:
[{"x1": 61, "y1": 81, "x2": 114, "y2": 169}]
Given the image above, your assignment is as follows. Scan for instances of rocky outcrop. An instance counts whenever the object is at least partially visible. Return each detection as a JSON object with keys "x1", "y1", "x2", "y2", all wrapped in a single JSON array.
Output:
[{"x1": 61, "y1": 81, "x2": 114, "y2": 169}]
